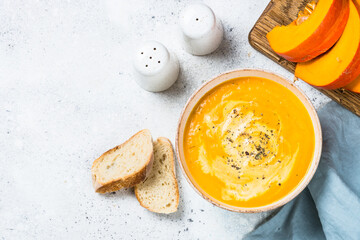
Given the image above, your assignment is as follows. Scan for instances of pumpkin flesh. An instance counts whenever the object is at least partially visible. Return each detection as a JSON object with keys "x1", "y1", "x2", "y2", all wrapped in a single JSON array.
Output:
[
  {"x1": 295, "y1": 1, "x2": 360, "y2": 89},
  {"x1": 345, "y1": 75, "x2": 360, "y2": 93},
  {"x1": 267, "y1": 0, "x2": 349, "y2": 62}
]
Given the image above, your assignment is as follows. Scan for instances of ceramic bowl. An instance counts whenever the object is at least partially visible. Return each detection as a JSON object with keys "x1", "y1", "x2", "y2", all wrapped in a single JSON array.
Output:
[{"x1": 175, "y1": 69, "x2": 322, "y2": 213}]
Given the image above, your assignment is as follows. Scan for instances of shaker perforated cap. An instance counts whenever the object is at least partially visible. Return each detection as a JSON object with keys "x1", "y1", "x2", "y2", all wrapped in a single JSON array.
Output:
[
  {"x1": 133, "y1": 41, "x2": 179, "y2": 92},
  {"x1": 180, "y1": 3, "x2": 223, "y2": 55},
  {"x1": 180, "y1": 3, "x2": 216, "y2": 39}
]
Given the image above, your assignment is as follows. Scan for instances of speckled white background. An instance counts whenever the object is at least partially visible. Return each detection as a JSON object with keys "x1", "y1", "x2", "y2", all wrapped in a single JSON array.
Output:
[{"x1": 0, "y1": 0, "x2": 330, "y2": 239}]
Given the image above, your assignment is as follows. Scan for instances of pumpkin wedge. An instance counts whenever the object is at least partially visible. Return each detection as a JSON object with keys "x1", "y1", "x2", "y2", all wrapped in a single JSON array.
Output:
[
  {"x1": 267, "y1": 0, "x2": 349, "y2": 62},
  {"x1": 345, "y1": 75, "x2": 360, "y2": 93},
  {"x1": 345, "y1": 0, "x2": 360, "y2": 93},
  {"x1": 295, "y1": 0, "x2": 360, "y2": 90}
]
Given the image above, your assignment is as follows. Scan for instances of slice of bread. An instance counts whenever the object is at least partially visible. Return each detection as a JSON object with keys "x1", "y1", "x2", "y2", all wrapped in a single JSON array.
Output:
[
  {"x1": 135, "y1": 137, "x2": 179, "y2": 213},
  {"x1": 91, "y1": 129, "x2": 154, "y2": 194}
]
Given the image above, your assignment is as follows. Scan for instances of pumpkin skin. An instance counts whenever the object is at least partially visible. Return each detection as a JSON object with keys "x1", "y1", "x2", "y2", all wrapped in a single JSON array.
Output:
[
  {"x1": 267, "y1": 0, "x2": 349, "y2": 62},
  {"x1": 295, "y1": 0, "x2": 360, "y2": 90}
]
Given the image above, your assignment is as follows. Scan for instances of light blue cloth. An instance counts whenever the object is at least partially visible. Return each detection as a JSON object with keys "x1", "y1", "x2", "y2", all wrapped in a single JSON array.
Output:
[{"x1": 245, "y1": 101, "x2": 360, "y2": 240}]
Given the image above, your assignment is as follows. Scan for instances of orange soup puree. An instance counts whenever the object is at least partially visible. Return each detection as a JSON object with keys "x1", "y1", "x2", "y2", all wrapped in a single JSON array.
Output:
[{"x1": 184, "y1": 77, "x2": 315, "y2": 208}]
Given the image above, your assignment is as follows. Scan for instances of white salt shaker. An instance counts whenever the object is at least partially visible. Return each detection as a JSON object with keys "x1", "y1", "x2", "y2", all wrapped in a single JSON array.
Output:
[
  {"x1": 180, "y1": 3, "x2": 223, "y2": 55},
  {"x1": 133, "y1": 41, "x2": 180, "y2": 92}
]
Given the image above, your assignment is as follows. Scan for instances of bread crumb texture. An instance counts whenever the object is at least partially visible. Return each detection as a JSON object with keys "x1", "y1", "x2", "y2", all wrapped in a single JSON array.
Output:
[
  {"x1": 135, "y1": 137, "x2": 179, "y2": 214},
  {"x1": 91, "y1": 129, "x2": 153, "y2": 193}
]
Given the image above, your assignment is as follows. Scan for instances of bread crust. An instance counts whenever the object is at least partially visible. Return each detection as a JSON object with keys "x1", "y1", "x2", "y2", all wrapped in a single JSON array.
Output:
[
  {"x1": 91, "y1": 129, "x2": 154, "y2": 194},
  {"x1": 134, "y1": 137, "x2": 179, "y2": 213}
]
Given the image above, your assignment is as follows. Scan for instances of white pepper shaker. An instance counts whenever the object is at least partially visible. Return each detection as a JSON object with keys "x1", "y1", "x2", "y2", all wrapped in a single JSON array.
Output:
[
  {"x1": 180, "y1": 3, "x2": 223, "y2": 55},
  {"x1": 133, "y1": 41, "x2": 180, "y2": 92}
]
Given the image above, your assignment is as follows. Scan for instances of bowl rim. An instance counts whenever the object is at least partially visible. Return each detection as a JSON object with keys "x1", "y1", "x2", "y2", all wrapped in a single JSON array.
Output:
[{"x1": 175, "y1": 68, "x2": 322, "y2": 213}]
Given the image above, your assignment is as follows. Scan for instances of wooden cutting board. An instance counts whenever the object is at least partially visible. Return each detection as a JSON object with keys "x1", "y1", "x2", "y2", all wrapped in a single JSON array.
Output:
[{"x1": 249, "y1": 0, "x2": 360, "y2": 117}]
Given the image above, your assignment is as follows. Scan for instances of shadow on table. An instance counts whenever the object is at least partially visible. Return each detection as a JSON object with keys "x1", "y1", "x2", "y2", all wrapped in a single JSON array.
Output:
[{"x1": 156, "y1": 22, "x2": 240, "y2": 102}]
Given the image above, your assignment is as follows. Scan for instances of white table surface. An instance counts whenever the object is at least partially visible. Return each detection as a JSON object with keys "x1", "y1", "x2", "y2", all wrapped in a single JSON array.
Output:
[{"x1": 0, "y1": 0, "x2": 330, "y2": 239}]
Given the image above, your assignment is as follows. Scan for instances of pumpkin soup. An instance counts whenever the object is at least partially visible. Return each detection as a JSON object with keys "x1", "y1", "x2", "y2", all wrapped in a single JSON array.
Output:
[{"x1": 183, "y1": 77, "x2": 315, "y2": 208}]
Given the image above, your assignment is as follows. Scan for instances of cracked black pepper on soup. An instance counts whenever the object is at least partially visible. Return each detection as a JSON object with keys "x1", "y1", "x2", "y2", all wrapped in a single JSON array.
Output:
[{"x1": 183, "y1": 77, "x2": 315, "y2": 208}]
